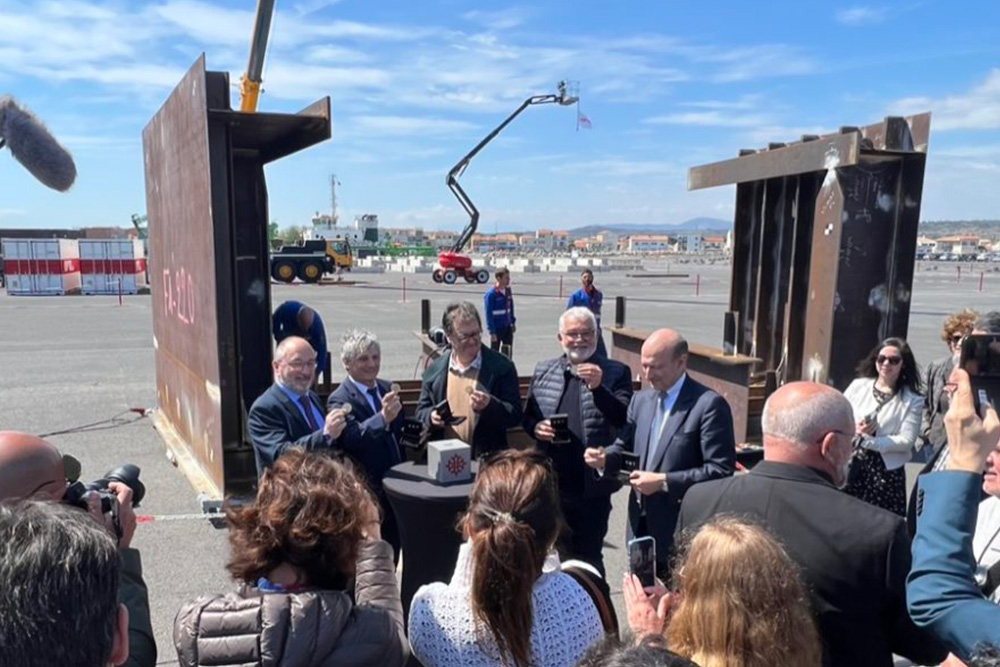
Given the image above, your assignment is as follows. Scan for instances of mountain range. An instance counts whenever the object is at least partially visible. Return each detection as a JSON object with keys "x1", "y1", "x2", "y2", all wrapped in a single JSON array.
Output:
[{"x1": 569, "y1": 217, "x2": 732, "y2": 237}]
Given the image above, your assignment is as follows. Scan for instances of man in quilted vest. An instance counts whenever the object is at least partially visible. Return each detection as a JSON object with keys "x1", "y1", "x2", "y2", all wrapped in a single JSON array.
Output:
[{"x1": 523, "y1": 307, "x2": 633, "y2": 576}]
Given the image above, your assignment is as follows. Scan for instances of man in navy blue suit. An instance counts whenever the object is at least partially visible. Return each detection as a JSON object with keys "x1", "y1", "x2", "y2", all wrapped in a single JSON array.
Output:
[
  {"x1": 247, "y1": 336, "x2": 347, "y2": 475},
  {"x1": 327, "y1": 329, "x2": 405, "y2": 556},
  {"x1": 585, "y1": 328, "x2": 735, "y2": 573},
  {"x1": 272, "y1": 300, "x2": 328, "y2": 379}
]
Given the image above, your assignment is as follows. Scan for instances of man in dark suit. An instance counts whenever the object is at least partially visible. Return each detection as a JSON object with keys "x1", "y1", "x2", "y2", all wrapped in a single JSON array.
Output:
[
  {"x1": 327, "y1": 329, "x2": 404, "y2": 556},
  {"x1": 677, "y1": 381, "x2": 946, "y2": 667},
  {"x1": 524, "y1": 307, "x2": 633, "y2": 575},
  {"x1": 416, "y1": 301, "x2": 522, "y2": 458},
  {"x1": 584, "y1": 328, "x2": 735, "y2": 573},
  {"x1": 247, "y1": 336, "x2": 347, "y2": 475}
]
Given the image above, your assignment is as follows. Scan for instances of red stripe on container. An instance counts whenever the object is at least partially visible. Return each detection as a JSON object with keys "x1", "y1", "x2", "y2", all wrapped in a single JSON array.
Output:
[
  {"x1": 80, "y1": 259, "x2": 146, "y2": 274},
  {"x1": 3, "y1": 259, "x2": 81, "y2": 275}
]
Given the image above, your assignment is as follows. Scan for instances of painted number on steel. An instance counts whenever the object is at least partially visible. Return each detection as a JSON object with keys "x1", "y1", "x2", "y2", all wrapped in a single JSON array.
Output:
[{"x1": 162, "y1": 267, "x2": 196, "y2": 325}]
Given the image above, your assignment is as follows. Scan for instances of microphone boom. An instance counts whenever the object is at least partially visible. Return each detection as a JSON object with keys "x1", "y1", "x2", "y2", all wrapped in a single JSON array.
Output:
[{"x1": 0, "y1": 96, "x2": 77, "y2": 192}]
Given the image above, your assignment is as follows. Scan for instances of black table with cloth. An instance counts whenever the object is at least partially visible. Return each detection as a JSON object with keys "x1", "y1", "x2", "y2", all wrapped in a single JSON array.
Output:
[{"x1": 383, "y1": 461, "x2": 479, "y2": 617}]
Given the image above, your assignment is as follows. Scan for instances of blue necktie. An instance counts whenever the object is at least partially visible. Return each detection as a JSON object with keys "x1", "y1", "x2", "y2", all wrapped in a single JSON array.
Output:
[
  {"x1": 299, "y1": 396, "x2": 318, "y2": 431},
  {"x1": 647, "y1": 392, "x2": 669, "y2": 464},
  {"x1": 367, "y1": 386, "x2": 383, "y2": 414}
]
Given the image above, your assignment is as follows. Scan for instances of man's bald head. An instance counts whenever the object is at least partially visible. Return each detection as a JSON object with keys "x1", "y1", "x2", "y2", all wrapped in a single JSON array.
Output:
[
  {"x1": 0, "y1": 431, "x2": 66, "y2": 502},
  {"x1": 273, "y1": 336, "x2": 318, "y2": 395},
  {"x1": 640, "y1": 328, "x2": 689, "y2": 391},
  {"x1": 761, "y1": 382, "x2": 855, "y2": 487}
]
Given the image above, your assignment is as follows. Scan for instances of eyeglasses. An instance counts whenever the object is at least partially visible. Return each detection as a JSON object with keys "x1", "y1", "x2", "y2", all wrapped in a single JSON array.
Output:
[
  {"x1": 284, "y1": 359, "x2": 317, "y2": 371},
  {"x1": 951, "y1": 334, "x2": 965, "y2": 344},
  {"x1": 450, "y1": 329, "x2": 482, "y2": 344},
  {"x1": 876, "y1": 355, "x2": 902, "y2": 366}
]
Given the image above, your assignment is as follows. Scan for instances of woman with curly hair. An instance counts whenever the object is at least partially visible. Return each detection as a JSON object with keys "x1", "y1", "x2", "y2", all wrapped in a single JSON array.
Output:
[
  {"x1": 173, "y1": 449, "x2": 408, "y2": 667},
  {"x1": 843, "y1": 337, "x2": 924, "y2": 515},
  {"x1": 624, "y1": 517, "x2": 821, "y2": 667},
  {"x1": 921, "y1": 308, "x2": 978, "y2": 463},
  {"x1": 408, "y1": 449, "x2": 605, "y2": 667}
]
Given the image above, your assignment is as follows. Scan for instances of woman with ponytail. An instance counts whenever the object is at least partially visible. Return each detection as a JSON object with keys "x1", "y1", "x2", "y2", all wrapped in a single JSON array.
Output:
[{"x1": 408, "y1": 449, "x2": 605, "y2": 667}]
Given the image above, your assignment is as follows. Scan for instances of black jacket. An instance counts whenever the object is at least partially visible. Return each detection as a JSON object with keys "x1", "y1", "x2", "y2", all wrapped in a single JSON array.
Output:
[
  {"x1": 415, "y1": 346, "x2": 522, "y2": 458},
  {"x1": 523, "y1": 354, "x2": 632, "y2": 498},
  {"x1": 327, "y1": 378, "x2": 404, "y2": 487},
  {"x1": 677, "y1": 460, "x2": 947, "y2": 667},
  {"x1": 604, "y1": 377, "x2": 735, "y2": 559},
  {"x1": 248, "y1": 384, "x2": 337, "y2": 475}
]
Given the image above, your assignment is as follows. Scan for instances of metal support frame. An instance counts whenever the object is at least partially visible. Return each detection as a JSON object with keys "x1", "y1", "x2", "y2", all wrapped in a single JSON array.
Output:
[
  {"x1": 144, "y1": 56, "x2": 331, "y2": 496},
  {"x1": 689, "y1": 113, "x2": 931, "y2": 389}
]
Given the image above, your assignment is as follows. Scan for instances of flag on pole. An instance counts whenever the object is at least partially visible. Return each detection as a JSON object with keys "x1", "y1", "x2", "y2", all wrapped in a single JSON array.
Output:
[{"x1": 577, "y1": 111, "x2": 592, "y2": 131}]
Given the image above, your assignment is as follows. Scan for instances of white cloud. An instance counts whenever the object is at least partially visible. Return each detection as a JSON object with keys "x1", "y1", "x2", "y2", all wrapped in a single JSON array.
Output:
[
  {"x1": 0, "y1": 208, "x2": 27, "y2": 219},
  {"x1": 643, "y1": 111, "x2": 773, "y2": 127},
  {"x1": 890, "y1": 69, "x2": 1000, "y2": 131},
  {"x1": 350, "y1": 115, "x2": 478, "y2": 137},
  {"x1": 462, "y1": 8, "x2": 535, "y2": 31},
  {"x1": 741, "y1": 124, "x2": 832, "y2": 145},
  {"x1": 552, "y1": 158, "x2": 684, "y2": 177},
  {"x1": 680, "y1": 95, "x2": 763, "y2": 110},
  {"x1": 836, "y1": 7, "x2": 889, "y2": 25},
  {"x1": 291, "y1": 0, "x2": 346, "y2": 17}
]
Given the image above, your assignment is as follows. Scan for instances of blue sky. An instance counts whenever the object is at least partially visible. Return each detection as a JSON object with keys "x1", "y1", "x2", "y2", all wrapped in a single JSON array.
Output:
[{"x1": 1, "y1": 0, "x2": 999, "y2": 232}]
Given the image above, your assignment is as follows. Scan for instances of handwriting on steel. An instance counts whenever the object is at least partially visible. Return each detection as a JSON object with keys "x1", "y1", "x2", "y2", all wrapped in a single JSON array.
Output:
[{"x1": 162, "y1": 268, "x2": 195, "y2": 325}]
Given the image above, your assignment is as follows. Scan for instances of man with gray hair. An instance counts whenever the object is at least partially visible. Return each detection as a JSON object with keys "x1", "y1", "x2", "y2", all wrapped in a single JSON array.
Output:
[
  {"x1": 0, "y1": 500, "x2": 130, "y2": 667},
  {"x1": 676, "y1": 382, "x2": 946, "y2": 667},
  {"x1": 327, "y1": 329, "x2": 404, "y2": 556},
  {"x1": 523, "y1": 307, "x2": 633, "y2": 575}
]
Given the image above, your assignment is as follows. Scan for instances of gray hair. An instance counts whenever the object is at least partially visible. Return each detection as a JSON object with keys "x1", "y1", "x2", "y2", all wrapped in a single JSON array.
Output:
[
  {"x1": 560, "y1": 307, "x2": 597, "y2": 333},
  {"x1": 442, "y1": 301, "x2": 482, "y2": 336},
  {"x1": 975, "y1": 311, "x2": 1000, "y2": 334},
  {"x1": 761, "y1": 388, "x2": 854, "y2": 448},
  {"x1": 0, "y1": 501, "x2": 119, "y2": 667},
  {"x1": 275, "y1": 336, "x2": 313, "y2": 362},
  {"x1": 340, "y1": 329, "x2": 380, "y2": 365}
]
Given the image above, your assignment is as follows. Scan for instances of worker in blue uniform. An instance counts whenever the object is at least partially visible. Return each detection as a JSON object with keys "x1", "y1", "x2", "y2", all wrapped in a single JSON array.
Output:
[
  {"x1": 272, "y1": 300, "x2": 328, "y2": 379},
  {"x1": 567, "y1": 268, "x2": 607, "y2": 358},
  {"x1": 484, "y1": 267, "x2": 516, "y2": 356}
]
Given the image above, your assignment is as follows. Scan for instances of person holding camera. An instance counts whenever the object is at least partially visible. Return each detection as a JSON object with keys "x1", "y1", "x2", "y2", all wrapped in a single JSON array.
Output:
[
  {"x1": 416, "y1": 301, "x2": 522, "y2": 458},
  {"x1": 0, "y1": 431, "x2": 156, "y2": 667},
  {"x1": 523, "y1": 307, "x2": 632, "y2": 576},
  {"x1": 0, "y1": 500, "x2": 131, "y2": 667},
  {"x1": 842, "y1": 337, "x2": 924, "y2": 516},
  {"x1": 908, "y1": 367, "x2": 1000, "y2": 664}
]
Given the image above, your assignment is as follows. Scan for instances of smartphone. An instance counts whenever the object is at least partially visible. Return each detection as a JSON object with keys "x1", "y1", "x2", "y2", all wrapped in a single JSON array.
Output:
[
  {"x1": 628, "y1": 536, "x2": 657, "y2": 588},
  {"x1": 960, "y1": 334, "x2": 1000, "y2": 413},
  {"x1": 549, "y1": 414, "x2": 570, "y2": 444},
  {"x1": 617, "y1": 451, "x2": 640, "y2": 483}
]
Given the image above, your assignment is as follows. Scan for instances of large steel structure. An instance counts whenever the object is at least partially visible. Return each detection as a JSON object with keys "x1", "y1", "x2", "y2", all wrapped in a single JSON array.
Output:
[
  {"x1": 143, "y1": 56, "x2": 331, "y2": 496},
  {"x1": 688, "y1": 113, "x2": 931, "y2": 390}
]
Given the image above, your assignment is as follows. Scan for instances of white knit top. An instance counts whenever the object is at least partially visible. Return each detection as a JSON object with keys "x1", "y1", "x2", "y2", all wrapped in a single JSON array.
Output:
[{"x1": 408, "y1": 542, "x2": 605, "y2": 667}]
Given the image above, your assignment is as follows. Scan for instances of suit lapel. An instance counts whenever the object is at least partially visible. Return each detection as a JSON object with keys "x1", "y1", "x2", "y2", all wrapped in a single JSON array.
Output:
[
  {"x1": 345, "y1": 380, "x2": 376, "y2": 420},
  {"x1": 649, "y1": 381, "x2": 695, "y2": 472}
]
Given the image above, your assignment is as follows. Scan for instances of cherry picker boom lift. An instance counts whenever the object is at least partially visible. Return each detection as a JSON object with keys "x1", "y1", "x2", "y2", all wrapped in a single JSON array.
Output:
[{"x1": 433, "y1": 81, "x2": 579, "y2": 284}]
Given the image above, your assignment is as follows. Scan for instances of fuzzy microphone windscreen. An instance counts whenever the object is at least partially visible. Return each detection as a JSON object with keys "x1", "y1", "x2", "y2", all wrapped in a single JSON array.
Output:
[{"x1": 0, "y1": 96, "x2": 77, "y2": 192}]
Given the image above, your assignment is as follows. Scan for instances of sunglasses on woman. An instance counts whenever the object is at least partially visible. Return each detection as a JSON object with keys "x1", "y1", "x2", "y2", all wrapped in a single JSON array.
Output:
[{"x1": 876, "y1": 355, "x2": 902, "y2": 366}]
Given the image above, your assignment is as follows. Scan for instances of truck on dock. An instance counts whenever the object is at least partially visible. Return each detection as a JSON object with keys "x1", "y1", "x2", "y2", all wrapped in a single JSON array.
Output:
[{"x1": 270, "y1": 239, "x2": 352, "y2": 283}]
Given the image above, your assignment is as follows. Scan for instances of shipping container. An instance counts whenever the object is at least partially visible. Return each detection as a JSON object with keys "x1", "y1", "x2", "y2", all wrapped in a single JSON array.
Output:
[
  {"x1": 79, "y1": 239, "x2": 147, "y2": 295},
  {"x1": 1, "y1": 238, "x2": 81, "y2": 295}
]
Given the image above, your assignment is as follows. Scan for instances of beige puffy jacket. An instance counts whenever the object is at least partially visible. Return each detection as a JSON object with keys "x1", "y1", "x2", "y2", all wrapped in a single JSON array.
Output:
[{"x1": 173, "y1": 540, "x2": 408, "y2": 667}]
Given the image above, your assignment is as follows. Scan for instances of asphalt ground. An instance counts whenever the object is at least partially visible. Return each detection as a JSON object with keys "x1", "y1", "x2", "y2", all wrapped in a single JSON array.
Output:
[{"x1": 1, "y1": 258, "x2": 998, "y2": 663}]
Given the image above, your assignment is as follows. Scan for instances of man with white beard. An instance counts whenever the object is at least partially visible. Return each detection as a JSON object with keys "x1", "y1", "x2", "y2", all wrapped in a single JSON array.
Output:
[{"x1": 523, "y1": 307, "x2": 633, "y2": 576}]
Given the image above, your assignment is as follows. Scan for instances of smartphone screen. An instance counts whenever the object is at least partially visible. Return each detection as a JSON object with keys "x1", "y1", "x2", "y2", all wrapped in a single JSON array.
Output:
[
  {"x1": 960, "y1": 335, "x2": 1000, "y2": 412},
  {"x1": 628, "y1": 536, "x2": 657, "y2": 588}
]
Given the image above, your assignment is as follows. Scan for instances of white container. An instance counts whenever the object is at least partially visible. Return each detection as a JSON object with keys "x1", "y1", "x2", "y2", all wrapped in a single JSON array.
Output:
[
  {"x1": 427, "y1": 439, "x2": 472, "y2": 483},
  {"x1": 79, "y1": 239, "x2": 147, "y2": 295},
  {"x1": 2, "y1": 238, "x2": 82, "y2": 295}
]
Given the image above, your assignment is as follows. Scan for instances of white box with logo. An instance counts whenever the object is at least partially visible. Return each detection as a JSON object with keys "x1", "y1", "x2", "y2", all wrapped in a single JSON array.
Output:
[{"x1": 427, "y1": 439, "x2": 472, "y2": 483}]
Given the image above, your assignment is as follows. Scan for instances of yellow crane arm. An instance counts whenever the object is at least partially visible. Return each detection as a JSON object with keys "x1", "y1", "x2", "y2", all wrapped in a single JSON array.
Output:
[{"x1": 238, "y1": 0, "x2": 276, "y2": 113}]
